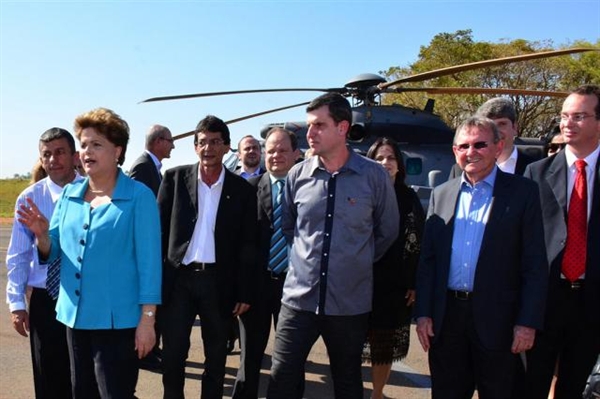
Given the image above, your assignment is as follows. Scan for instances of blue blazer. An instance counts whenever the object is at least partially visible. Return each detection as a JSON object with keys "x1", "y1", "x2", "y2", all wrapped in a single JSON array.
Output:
[{"x1": 49, "y1": 170, "x2": 162, "y2": 329}]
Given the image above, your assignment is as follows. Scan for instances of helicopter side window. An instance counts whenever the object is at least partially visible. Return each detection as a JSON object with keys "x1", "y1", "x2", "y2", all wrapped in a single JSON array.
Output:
[{"x1": 405, "y1": 157, "x2": 422, "y2": 176}]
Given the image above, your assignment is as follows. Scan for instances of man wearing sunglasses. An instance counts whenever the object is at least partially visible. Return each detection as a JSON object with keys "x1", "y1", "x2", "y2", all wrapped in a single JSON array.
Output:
[
  {"x1": 524, "y1": 85, "x2": 600, "y2": 399},
  {"x1": 448, "y1": 98, "x2": 538, "y2": 179},
  {"x1": 415, "y1": 116, "x2": 548, "y2": 398}
]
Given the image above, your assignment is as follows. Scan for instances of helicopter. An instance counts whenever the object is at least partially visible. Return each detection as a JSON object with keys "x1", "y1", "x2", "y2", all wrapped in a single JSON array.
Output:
[{"x1": 141, "y1": 47, "x2": 598, "y2": 203}]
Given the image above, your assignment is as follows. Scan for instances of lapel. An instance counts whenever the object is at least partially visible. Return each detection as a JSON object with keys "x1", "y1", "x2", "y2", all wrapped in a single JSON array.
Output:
[
  {"x1": 257, "y1": 173, "x2": 274, "y2": 223},
  {"x1": 547, "y1": 151, "x2": 568, "y2": 212},
  {"x1": 183, "y1": 163, "x2": 199, "y2": 215},
  {"x1": 478, "y1": 170, "x2": 511, "y2": 257}
]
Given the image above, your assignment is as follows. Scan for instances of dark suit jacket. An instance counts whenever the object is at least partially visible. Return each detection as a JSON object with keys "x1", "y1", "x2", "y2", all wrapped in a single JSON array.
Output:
[
  {"x1": 158, "y1": 163, "x2": 259, "y2": 316},
  {"x1": 415, "y1": 170, "x2": 548, "y2": 350},
  {"x1": 524, "y1": 151, "x2": 600, "y2": 326},
  {"x1": 129, "y1": 152, "x2": 162, "y2": 196},
  {"x1": 248, "y1": 173, "x2": 274, "y2": 275},
  {"x1": 447, "y1": 147, "x2": 538, "y2": 180}
]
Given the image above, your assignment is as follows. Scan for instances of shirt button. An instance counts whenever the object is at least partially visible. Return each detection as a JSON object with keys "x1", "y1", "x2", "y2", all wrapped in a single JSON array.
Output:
[
  {"x1": 322, "y1": 272, "x2": 326, "y2": 276},
  {"x1": 324, "y1": 253, "x2": 328, "y2": 257}
]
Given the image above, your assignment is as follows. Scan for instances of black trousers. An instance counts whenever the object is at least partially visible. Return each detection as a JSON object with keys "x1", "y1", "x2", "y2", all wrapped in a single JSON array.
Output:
[
  {"x1": 233, "y1": 271, "x2": 285, "y2": 399},
  {"x1": 428, "y1": 294, "x2": 517, "y2": 399},
  {"x1": 162, "y1": 268, "x2": 232, "y2": 399},
  {"x1": 267, "y1": 304, "x2": 369, "y2": 399},
  {"x1": 66, "y1": 327, "x2": 137, "y2": 399},
  {"x1": 29, "y1": 287, "x2": 72, "y2": 399},
  {"x1": 525, "y1": 282, "x2": 600, "y2": 399}
]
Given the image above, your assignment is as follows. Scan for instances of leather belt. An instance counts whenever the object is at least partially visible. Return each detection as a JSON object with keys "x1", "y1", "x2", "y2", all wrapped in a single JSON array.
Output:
[
  {"x1": 448, "y1": 289, "x2": 473, "y2": 300},
  {"x1": 183, "y1": 262, "x2": 217, "y2": 271},
  {"x1": 560, "y1": 279, "x2": 584, "y2": 290}
]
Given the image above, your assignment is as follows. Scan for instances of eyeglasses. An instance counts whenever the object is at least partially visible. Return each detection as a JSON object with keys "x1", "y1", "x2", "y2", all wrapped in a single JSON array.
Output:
[
  {"x1": 160, "y1": 137, "x2": 174, "y2": 143},
  {"x1": 556, "y1": 113, "x2": 597, "y2": 123},
  {"x1": 454, "y1": 141, "x2": 490, "y2": 152},
  {"x1": 547, "y1": 143, "x2": 566, "y2": 153},
  {"x1": 196, "y1": 138, "x2": 224, "y2": 147}
]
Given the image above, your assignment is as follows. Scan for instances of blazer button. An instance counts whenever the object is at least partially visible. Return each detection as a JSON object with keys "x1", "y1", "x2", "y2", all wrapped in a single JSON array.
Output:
[
  {"x1": 75, "y1": 290, "x2": 80, "y2": 296},
  {"x1": 83, "y1": 223, "x2": 89, "y2": 230},
  {"x1": 79, "y1": 239, "x2": 85, "y2": 246},
  {"x1": 77, "y1": 256, "x2": 82, "y2": 263},
  {"x1": 75, "y1": 273, "x2": 81, "y2": 279}
]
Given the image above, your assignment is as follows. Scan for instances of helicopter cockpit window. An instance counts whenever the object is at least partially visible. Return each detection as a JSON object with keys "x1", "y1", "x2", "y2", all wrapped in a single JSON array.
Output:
[{"x1": 405, "y1": 157, "x2": 422, "y2": 176}]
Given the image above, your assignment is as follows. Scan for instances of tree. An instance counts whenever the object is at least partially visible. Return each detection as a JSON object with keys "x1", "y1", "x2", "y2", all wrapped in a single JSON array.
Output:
[{"x1": 381, "y1": 30, "x2": 600, "y2": 137}]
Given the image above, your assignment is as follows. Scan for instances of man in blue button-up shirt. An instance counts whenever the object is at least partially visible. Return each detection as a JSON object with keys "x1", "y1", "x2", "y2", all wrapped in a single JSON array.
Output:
[
  {"x1": 415, "y1": 116, "x2": 548, "y2": 399},
  {"x1": 267, "y1": 93, "x2": 399, "y2": 399}
]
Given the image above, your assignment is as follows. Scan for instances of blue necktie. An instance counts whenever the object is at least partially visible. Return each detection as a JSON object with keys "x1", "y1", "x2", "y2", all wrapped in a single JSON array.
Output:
[
  {"x1": 45, "y1": 257, "x2": 61, "y2": 300},
  {"x1": 269, "y1": 180, "x2": 288, "y2": 274}
]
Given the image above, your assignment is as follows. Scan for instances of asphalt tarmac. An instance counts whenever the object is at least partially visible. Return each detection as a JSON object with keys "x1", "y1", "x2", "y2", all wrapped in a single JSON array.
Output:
[{"x1": 0, "y1": 224, "x2": 433, "y2": 399}]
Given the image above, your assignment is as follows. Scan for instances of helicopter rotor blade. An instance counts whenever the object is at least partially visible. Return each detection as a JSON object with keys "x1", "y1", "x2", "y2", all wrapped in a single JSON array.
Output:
[
  {"x1": 380, "y1": 47, "x2": 599, "y2": 89},
  {"x1": 382, "y1": 87, "x2": 571, "y2": 98},
  {"x1": 141, "y1": 88, "x2": 345, "y2": 104},
  {"x1": 171, "y1": 100, "x2": 312, "y2": 141}
]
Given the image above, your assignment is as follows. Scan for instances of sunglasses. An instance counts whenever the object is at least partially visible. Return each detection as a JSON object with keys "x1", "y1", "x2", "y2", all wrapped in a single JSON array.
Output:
[
  {"x1": 548, "y1": 143, "x2": 566, "y2": 153},
  {"x1": 454, "y1": 141, "x2": 489, "y2": 152}
]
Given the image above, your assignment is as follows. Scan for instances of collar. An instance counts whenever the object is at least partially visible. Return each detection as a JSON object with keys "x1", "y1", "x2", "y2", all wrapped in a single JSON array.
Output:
[
  {"x1": 269, "y1": 173, "x2": 287, "y2": 185},
  {"x1": 145, "y1": 150, "x2": 162, "y2": 171},
  {"x1": 564, "y1": 143, "x2": 600, "y2": 170},
  {"x1": 45, "y1": 172, "x2": 84, "y2": 202},
  {"x1": 198, "y1": 165, "x2": 226, "y2": 186},
  {"x1": 460, "y1": 165, "x2": 498, "y2": 189},
  {"x1": 309, "y1": 147, "x2": 363, "y2": 176}
]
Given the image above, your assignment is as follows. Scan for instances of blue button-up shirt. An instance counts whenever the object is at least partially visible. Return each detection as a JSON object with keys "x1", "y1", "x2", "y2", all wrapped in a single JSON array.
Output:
[{"x1": 448, "y1": 167, "x2": 497, "y2": 292}]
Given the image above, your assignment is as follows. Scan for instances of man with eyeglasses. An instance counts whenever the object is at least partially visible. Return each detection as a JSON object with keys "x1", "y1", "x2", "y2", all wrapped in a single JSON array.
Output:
[
  {"x1": 523, "y1": 85, "x2": 600, "y2": 399},
  {"x1": 129, "y1": 124, "x2": 174, "y2": 196},
  {"x1": 415, "y1": 116, "x2": 548, "y2": 398},
  {"x1": 158, "y1": 115, "x2": 258, "y2": 399},
  {"x1": 448, "y1": 97, "x2": 538, "y2": 179}
]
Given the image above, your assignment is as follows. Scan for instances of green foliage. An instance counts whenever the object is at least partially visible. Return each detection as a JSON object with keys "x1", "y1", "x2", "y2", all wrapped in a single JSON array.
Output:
[
  {"x1": 0, "y1": 179, "x2": 30, "y2": 219},
  {"x1": 381, "y1": 31, "x2": 600, "y2": 137}
]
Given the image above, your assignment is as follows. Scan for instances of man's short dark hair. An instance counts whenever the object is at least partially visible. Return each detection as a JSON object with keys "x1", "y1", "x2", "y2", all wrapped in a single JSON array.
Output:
[
  {"x1": 39, "y1": 127, "x2": 76, "y2": 154},
  {"x1": 306, "y1": 93, "x2": 352, "y2": 127},
  {"x1": 194, "y1": 115, "x2": 231, "y2": 145},
  {"x1": 476, "y1": 98, "x2": 517, "y2": 123},
  {"x1": 265, "y1": 127, "x2": 298, "y2": 151},
  {"x1": 571, "y1": 85, "x2": 600, "y2": 119}
]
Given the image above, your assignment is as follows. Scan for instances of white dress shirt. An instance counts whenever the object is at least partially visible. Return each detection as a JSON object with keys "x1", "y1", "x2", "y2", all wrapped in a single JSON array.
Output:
[{"x1": 182, "y1": 166, "x2": 225, "y2": 264}]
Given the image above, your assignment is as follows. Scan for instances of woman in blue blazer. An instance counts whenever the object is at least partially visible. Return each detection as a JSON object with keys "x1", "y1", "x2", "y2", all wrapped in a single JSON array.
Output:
[{"x1": 19, "y1": 108, "x2": 162, "y2": 399}]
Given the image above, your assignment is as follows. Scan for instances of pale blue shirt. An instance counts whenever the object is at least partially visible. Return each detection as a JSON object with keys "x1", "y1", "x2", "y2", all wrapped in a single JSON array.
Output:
[
  {"x1": 448, "y1": 167, "x2": 497, "y2": 292},
  {"x1": 6, "y1": 175, "x2": 82, "y2": 312}
]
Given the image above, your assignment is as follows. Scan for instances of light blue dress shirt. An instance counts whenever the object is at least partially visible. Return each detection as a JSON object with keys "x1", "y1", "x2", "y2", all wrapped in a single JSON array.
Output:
[
  {"x1": 48, "y1": 170, "x2": 162, "y2": 329},
  {"x1": 448, "y1": 167, "x2": 497, "y2": 292},
  {"x1": 6, "y1": 175, "x2": 82, "y2": 312}
]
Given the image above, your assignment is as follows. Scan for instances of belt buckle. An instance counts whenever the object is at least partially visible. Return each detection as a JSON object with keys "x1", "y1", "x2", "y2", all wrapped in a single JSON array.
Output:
[
  {"x1": 270, "y1": 271, "x2": 280, "y2": 280},
  {"x1": 570, "y1": 280, "x2": 582, "y2": 290},
  {"x1": 454, "y1": 290, "x2": 471, "y2": 300}
]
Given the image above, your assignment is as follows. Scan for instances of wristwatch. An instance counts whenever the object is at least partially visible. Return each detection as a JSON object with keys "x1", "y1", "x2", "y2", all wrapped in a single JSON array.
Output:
[{"x1": 143, "y1": 310, "x2": 155, "y2": 318}]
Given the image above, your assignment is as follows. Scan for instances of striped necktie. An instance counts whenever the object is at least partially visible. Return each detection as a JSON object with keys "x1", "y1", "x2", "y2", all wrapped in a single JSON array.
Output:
[
  {"x1": 269, "y1": 180, "x2": 288, "y2": 274},
  {"x1": 45, "y1": 257, "x2": 61, "y2": 300}
]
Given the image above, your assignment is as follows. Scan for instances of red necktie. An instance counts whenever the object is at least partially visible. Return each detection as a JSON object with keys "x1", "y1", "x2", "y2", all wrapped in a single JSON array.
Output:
[{"x1": 562, "y1": 159, "x2": 588, "y2": 282}]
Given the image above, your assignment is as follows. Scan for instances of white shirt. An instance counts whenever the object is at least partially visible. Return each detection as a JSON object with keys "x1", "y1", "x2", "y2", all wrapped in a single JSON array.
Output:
[
  {"x1": 497, "y1": 146, "x2": 518, "y2": 174},
  {"x1": 182, "y1": 166, "x2": 225, "y2": 264},
  {"x1": 565, "y1": 144, "x2": 599, "y2": 220},
  {"x1": 6, "y1": 174, "x2": 82, "y2": 312}
]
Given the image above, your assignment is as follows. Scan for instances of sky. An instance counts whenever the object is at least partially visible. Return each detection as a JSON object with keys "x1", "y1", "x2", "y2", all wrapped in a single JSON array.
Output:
[{"x1": 1, "y1": 0, "x2": 599, "y2": 178}]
